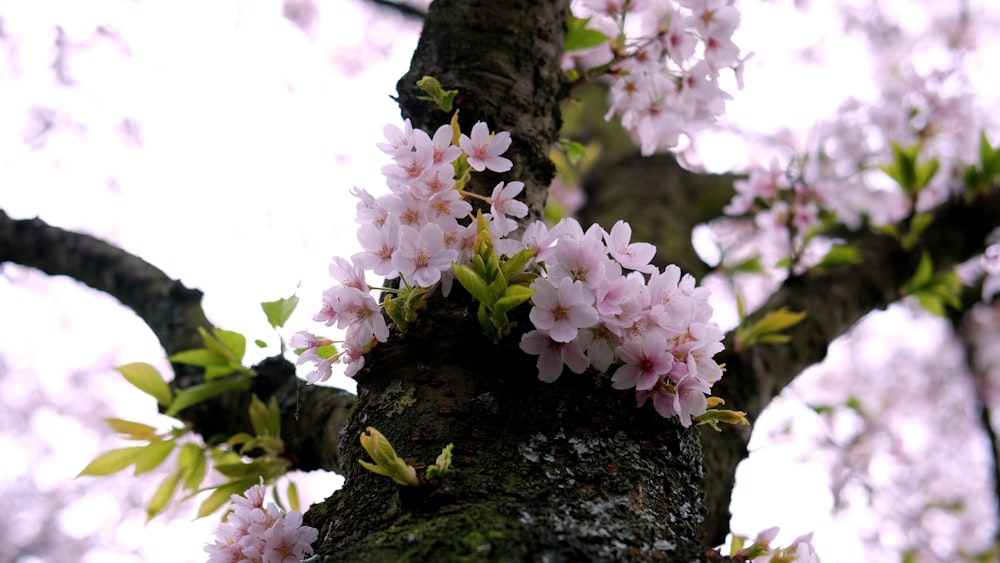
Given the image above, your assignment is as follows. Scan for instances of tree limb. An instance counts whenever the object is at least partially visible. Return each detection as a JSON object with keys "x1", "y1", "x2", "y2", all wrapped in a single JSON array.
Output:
[
  {"x1": 700, "y1": 190, "x2": 1000, "y2": 544},
  {"x1": 0, "y1": 208, "x2": 353, "y2": 472}
]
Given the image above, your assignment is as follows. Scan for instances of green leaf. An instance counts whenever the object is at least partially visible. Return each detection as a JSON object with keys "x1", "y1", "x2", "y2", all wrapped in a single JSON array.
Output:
[
  {"x1": 382, "y1": 294, "x2": 407, "y2": 331},
  {"x1": 880, "y1": 141, "x2": 918, "y2": 193},
  {"x1": 452, "y1": 263, "x2": 492, "y2": 304},
  {"x1": 916, "y1": 293, "x2": 945, "y2": 317},
  {"x1": 416, "y1": 76, "x2": 458, "y2": 113},
  {"x1": 168, "y1": 348, "x2": 229, "y2": 369},
  {"x1": 565, "y1": 16, "x2": 610, "y2": 51},
  {"x1": 500, "y1": 247, "x2": 538, "y2": 278},
  {"x1": 254, "y1": 339, "x2": 268, "y2": 349},
  {"x1": 104, "y1": 418, "x2": 158, "y2": 440},
  {"x1": 179, "y1": 444, "x2": 207, "y2": 491},
  {"x1": 78, "y1": 446, "x2": 145, "y2": 477},
  {"x1": 564, "y1": 140, "x2": 587, "y2": 165},
  {"x1": 476, "y1": 302, "x2": 499, "y2": 340},
  {"x1": 248, "y1": 395, "x2": 281, "y2": 438},
  {"x1": 756, "y1": 333, "x2": 793, "y2": 345},
  {"x1": 261, "y1": 294, "x2": 300, "y2": 329},
  {"x1": 115, "y1": 363, "x2": 173, "y2": 407},
  {"x1": 492, "y1": 285, "x2": 535, "y2": 317},
  {"x1": 315, "y1": 344, "x2": 338, "y2": 359},
  {"x1": 914, "y1": 157, "x2": 940, "y2": 190},
  {"x1": 489, "y1": 270, "x2": 508, "y2": 301},
  {"x1": 738, "y1": 307, "x2": 807, "y2": 348},
  {"x1": 750, "y1": 307, "x2": 808, "y2": 335},
  {"x1": 212, "y1": 328, "x2": 247, "y2": 365},
  {"x1": 165, "y1": 376, "x2": 251, "y2": 417},
  {"x1": 215, "y1": 461, "x2": 265, "y2": 479},
  {"x1": 980, "y1": 131, "x2": 1000, "y2": 178},
  {"x1": 134, "y1": 439, "x2": 176, "y2": 475},
  {"x1": 196, "y1": 480, "x2": 257, "y2": 519},
  {"x1": 286, "y1": 481, "x2": 301, "y2": 512},
  {"x1": 815, "y1": 245, "x2": 864, "y2": 271},
  {"x1": 727, "y1": 254, "x2": 763, "y2": 274},
  {"x1": 907, "y1": 252, "x2": 934, "y2": 291},
  {"x1": 226, "y1": 432, "x2": 256, "y2": 449},
  {"x1": 147, "y1": 471, "x2": 182, "y2": 522}
]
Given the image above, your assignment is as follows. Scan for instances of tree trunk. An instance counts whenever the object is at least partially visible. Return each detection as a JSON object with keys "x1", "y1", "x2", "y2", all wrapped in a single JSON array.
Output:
[{"x1": 303, "y1": 1, "x2": 724, "y2": 560}]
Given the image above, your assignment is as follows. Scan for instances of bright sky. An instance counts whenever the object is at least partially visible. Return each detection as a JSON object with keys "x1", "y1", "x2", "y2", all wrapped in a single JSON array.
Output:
[{"x1": 2, "y1": 0, "x2": 998, "y2": 561}]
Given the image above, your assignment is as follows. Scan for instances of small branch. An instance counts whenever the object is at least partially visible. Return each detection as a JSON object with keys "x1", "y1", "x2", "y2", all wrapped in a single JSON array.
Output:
[
  {"x1": 0, "y1": 209, "x2": 353, "y2": 472},
  {"x1": 366, "y1": 0, "x2": 427, "y2": 21},
  {"x1": 0, "y1": 209, "x2": 208, "y2": 355}
]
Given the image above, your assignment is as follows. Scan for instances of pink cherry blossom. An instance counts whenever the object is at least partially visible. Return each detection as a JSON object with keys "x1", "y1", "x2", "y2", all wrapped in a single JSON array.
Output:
[
  {"x1": 459, "y1": 121, "x2": 513, "y2": 172},
  {"x1": 672, "y1": 374, "x2": 710, "y2": 427},
  {"x1": 605, "y1": 220, "x2": 656, "y2": 273},
  {"x1": 490, "y1": 181, "x2": 529, "y2": 235},
  {"x1": 528, "y1": 277, "x2": 599, "y2": 343},
  {"x1": 519, "y1": 328, "x2": 590, "y2": 382},
  {"x1": 353, "y1": 219, "x2": 400, "y2": 278},
  {"x1": 392, "y1": 223, "x2": 458, "y2": 287},
  {"x1": 206, "y1": 481, "x2": 318, "y2": 563},
  {"x1": 613, "y1": 333, "x2": 675, "y2": 391}
]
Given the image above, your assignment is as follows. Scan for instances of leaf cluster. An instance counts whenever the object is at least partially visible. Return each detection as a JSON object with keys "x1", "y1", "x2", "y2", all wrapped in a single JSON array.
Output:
[
  {"x1": 452, "y1": 213, "x2": 537, "y2": 341},
  {"x1": 79, "y1": 293, "x2": 305, "y2": 521}
]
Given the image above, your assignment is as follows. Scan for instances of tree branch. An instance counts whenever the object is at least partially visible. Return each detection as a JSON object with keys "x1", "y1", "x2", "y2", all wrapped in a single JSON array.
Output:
[
  {"x1": 699, "y1": 190, "x2": 1000, "y2": 544},
  {"x1": 365, "y1": 0, "x2": 427, "y2": 21},
  {"x1": 0, "y1": 209, "x2": 353, "y2": 472}
]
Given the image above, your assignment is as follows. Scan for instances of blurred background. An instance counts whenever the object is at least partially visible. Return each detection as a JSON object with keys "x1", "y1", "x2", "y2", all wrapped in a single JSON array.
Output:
[{"x1": 2, "y1": 1, "x2": 1000, "y2": 561}]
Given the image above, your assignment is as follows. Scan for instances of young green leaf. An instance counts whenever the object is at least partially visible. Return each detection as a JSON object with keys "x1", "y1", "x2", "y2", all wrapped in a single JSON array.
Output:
[
  {"x1": 146, "y1": 471, "x2": 182, "y2": 522},
  {"x1": 115, "y1": 362, "x2": 173, "y2": 407},
  {"x1": 248, "y1": 395, "x2": 281, "y2": 438},
  {"x1": 104, "y1": 418, "x2": 159, "y2": 440},
  {"x1": 814, "y1": 244, "x2": 864, "y2": 271},
  {"x1": 286, "y1": 481, "x2": 301, "y2": 512},
  {"x1": 134, "y1": 439, "x2": 176, "y2": 475},
  {"x1": 197, "y1": 480, "x2": 257, "y2": 519},
  {"x1": 178, "y1": 443, "x2": 207, "y2": 491},
  {"x1": 78, "y1": 446, "x2": 145, "y2": 477},
  {"x1": 737, "y1": 307, "x2": 807, "y2": 349},
  {"x1": 211, "y1": 328, "x2": 247, "y2": 365},
  {"x1": 565, "y1": 15, "x2": 610, "y2": 51},
  {"x1": 165, "y1": 376, "x2": 252, "y2": 417},
  {"x1": 415, "y1": 76, "x2": 458, "y2": 113},
  {"x1": 261, "y1": 294, "x2": 300, "y2": 329},
  {"x1": 492, "y1": 284, "x2": 534, "y2": 317},
  {"x1": 500, "y1": 247, "x2": 538, "y2": 278},
  {"x1": 168, "y1": 347, "x2": 229, "y2": 369},
  {"x1": 452, "y1": 263, "x2": 492, "y2": 304}
]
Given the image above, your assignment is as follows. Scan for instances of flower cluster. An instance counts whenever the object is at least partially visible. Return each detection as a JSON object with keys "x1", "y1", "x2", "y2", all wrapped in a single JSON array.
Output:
[
  {"x1": 518, "y1": 218, "x2": 724, "y2": 426},
  {"x1": 205, "y1": 481, "x2": 318, "y2": 563},
  {"x1": 293, "y1": 119, "x2": 519, "y2": 381},
  {"x1": 296, "y1": 118, "x2": 726, "y2": 426},
  {"x1": 569, "y1": 0, "x2": 747, "y2": 155}
]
